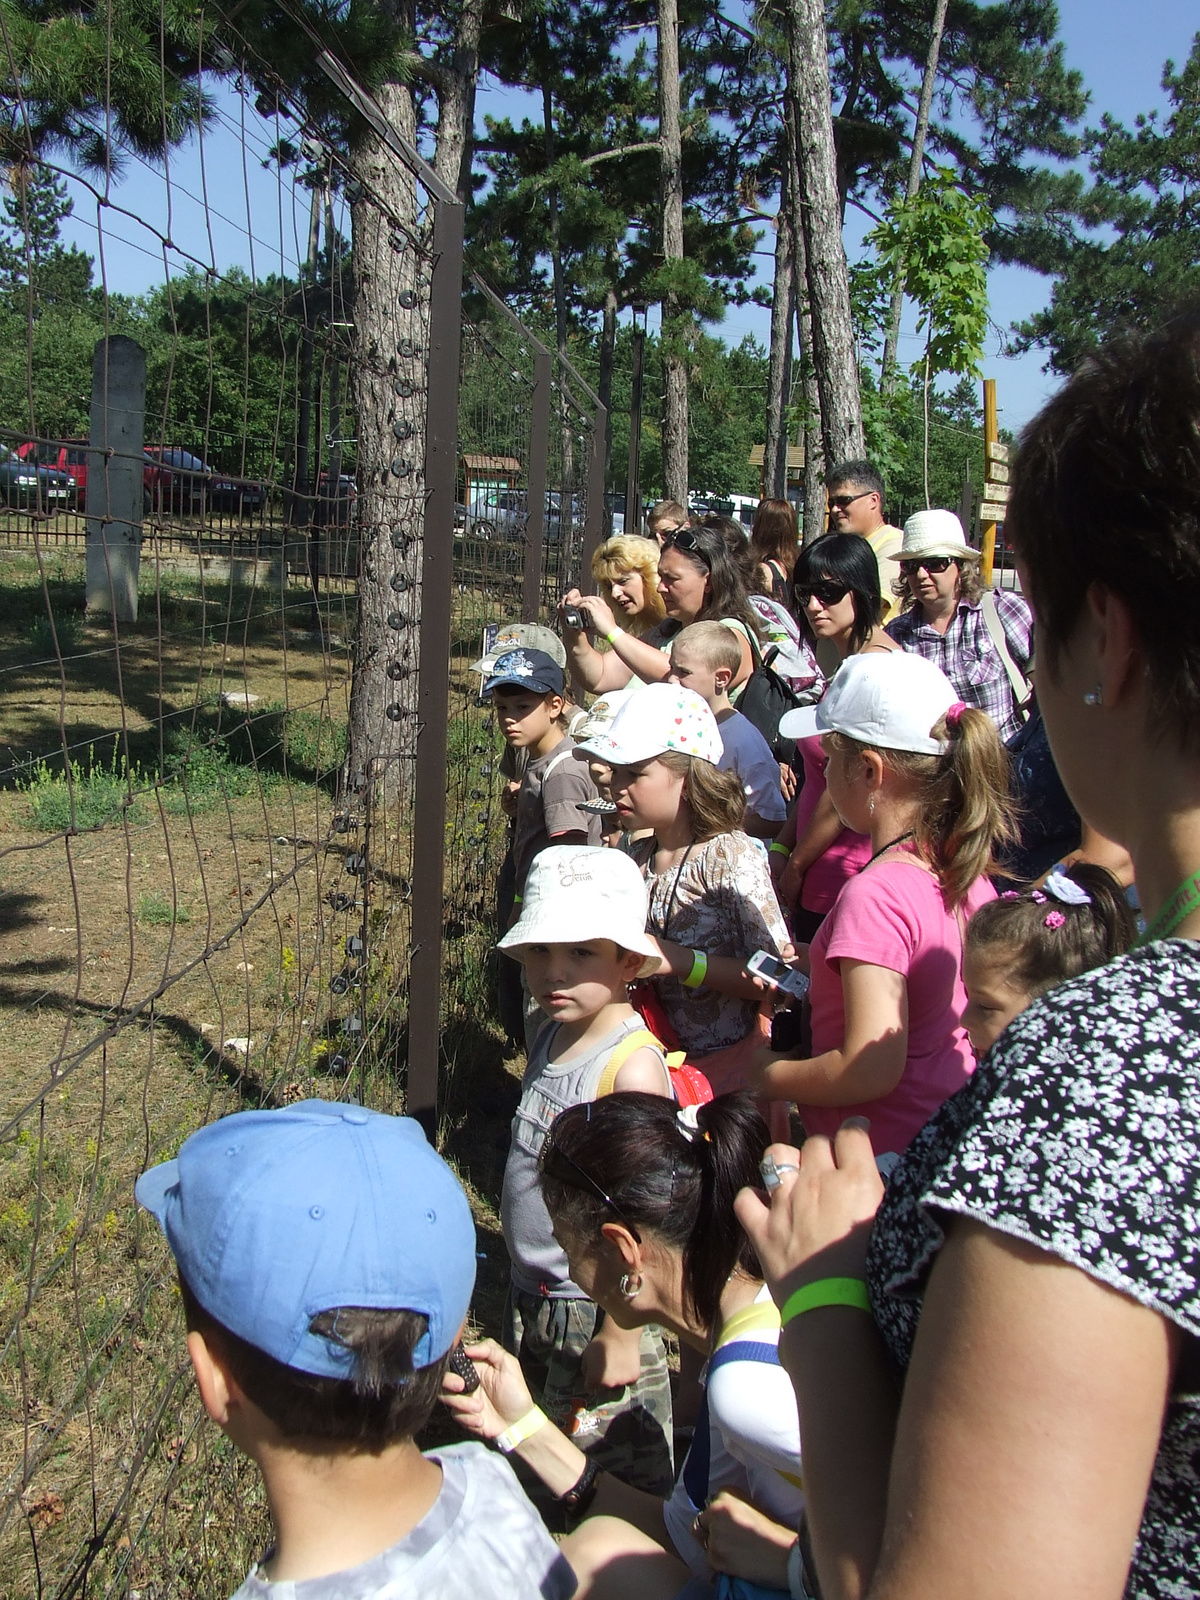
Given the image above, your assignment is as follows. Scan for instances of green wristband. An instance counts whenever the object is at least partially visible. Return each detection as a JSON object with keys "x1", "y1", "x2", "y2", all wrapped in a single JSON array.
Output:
[
  {"x1": 769, "y1": 841, "x2": 790, "y2": 858},
  {"x1": 604, "y1": 626, "x2": 624, "y2": 646},
  {"x1": 682, "y1": 948, "x2": 708, "y2": 988},
  {"x1": 780, "y1": 1277, "x2": 871, "y2": 1326}
]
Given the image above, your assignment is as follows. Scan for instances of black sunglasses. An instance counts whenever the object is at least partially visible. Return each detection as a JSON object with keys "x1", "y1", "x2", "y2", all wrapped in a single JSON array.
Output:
[
  {"x1": 662, "y1": 528, "x2": 713, "y2": 570},
  {"x1": 899, "y1": 556, "x2": 957, "y2": 577},
  {"x1": 538, "y1": 1119, "x2": 642, "y2": 1242},
  {"x1": 794, "y1": 578, "x2": 849, "y2": 607},
  {"x1": 827, "y1": 490, "x2": 873, "y2": 512}
]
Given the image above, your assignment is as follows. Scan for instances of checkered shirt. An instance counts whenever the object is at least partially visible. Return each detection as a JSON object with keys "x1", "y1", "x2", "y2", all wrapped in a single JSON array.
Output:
[{"x1": 885, "y1": 590, "x2": 1034, "y2": 743}]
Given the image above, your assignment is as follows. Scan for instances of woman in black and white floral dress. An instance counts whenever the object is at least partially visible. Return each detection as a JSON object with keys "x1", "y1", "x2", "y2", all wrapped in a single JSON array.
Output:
[{"x1": 734, "y1": 316, "x2": 1200, "y2": 1600}]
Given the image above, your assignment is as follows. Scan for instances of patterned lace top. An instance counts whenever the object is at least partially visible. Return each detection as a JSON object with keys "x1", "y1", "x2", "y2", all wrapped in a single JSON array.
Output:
[{"x1": 867, "y1": 941, "x2": 1200, "y2": 1599}]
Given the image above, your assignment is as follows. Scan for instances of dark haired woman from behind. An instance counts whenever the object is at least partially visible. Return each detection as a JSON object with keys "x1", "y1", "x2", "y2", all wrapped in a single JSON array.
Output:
[
  {"x1": 737, "y1": 312, "x2": 1200, "y2": 1600},
  {"x1": 751, "y1": 497, "x2": 800, "y2": 602},
  {"x1": 562, "y1": 523, "x2": 764, "y2": 697},
  {"x1": 444, "y1": 1092, "x2": 808, "y2": 1600},
  {"x1": 772, "y1": 533, "x2": 899, "y2": 941}
]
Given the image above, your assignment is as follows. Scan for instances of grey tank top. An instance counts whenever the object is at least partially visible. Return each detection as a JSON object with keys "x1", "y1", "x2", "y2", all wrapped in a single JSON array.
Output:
[{"x1": 501, "y1": 1015, "x2": 665, "y2": 1297}]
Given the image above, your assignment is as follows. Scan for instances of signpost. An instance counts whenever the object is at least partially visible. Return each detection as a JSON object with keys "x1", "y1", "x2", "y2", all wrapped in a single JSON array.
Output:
[{"x1": 979, "y1": 380, "x2": 1007, "y2": 587}]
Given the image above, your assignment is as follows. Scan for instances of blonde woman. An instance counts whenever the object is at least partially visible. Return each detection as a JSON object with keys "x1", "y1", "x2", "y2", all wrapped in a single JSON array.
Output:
[{"x1": 590, "y1": 534, "x2": 666, "y2": 639}]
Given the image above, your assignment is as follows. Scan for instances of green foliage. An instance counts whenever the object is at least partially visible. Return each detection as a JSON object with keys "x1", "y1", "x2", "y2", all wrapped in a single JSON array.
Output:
[
  {"x1": 16, "y1": 739, "x2": 147, "y2": 832},
  {"x1": 1012, "y1": 35, "x2": 1200, "y2": 373},
  {"x1": 862, "y1": 372, "x2": 986, "y2": 524},
  {"x1": 0, "y1": 165, "x2": 92, "y2": 310},
  {"x1": 26, "y1": 610, "x2": 81, "y2": 658},
  {"x1": 136, "y1": 891, "x2": 190, "y2": 926},
  {"x1": 868, "y1": 169, "x2": 993, "y2": 380}
]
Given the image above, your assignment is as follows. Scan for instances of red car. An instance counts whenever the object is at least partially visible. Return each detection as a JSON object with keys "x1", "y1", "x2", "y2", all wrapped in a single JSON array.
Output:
[{"x1": 17, "y1": 438, "x2": 89, "y2": 506}]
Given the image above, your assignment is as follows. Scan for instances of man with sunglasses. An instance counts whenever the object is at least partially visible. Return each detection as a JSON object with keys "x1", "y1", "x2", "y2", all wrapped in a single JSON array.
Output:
[
  {"x1": 886, "y1": 509, "x2": 1033, "y2": 743},
  {"x1": 824, "y1": 459, "x2": 904, "y2": 622}
]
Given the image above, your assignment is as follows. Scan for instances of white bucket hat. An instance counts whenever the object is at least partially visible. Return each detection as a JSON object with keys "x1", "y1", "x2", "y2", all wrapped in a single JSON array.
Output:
[
  {"x1": 899, "y1": 509, "x2": 977, "y2": 563},
  {"x1": 570, "y1": 686, "x2": 640, "y2": 747},
  {"x1": 573, "y1": 681, "x2": 723, "y2": 767},
  {"x1": 497, "y1": 845, "x2": 664, "y2": 975},
  {"x1": 778, "y1": 652, "x2": 960, "y2": 756}
]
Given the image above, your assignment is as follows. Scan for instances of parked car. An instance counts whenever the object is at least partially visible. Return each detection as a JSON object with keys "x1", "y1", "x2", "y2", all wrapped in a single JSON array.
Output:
[
  {"x1": 16, "y1": 438, "x2": 89, "y2": 507},
  {"x1": 0, "y1": 444, "x2": 73, "y2": 511},
  {"x1": 315, "y1": 470, "x2": 357, "y2": 527},
  {"x1": 143, "y1": 447, "x2": 265, "y2": 516}
]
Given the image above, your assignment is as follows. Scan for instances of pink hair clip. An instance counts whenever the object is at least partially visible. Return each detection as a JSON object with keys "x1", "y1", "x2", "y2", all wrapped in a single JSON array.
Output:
[
  {"x1": 1044, "y1": 909, "x2": 1066, "y2": 929},
  {"x1": 1030, "y1": 890, "x2": 1047, "y2": 903},
  {"x1": 1000, "y1": 889, "x2": 1020, "y2": 899},
  {"x1": 945, "y1": 702, "x2": 968, "y2": 730}
]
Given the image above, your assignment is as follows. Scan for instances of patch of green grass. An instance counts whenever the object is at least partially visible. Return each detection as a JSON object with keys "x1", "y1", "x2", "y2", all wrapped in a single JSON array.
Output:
[
  {"x1": 26, "y1": 610, "x2": 82, "y2": 658},
  {"x1": 15, "y1": 739, "x2": 148, "y2": 832},
  {"x1": 160, "y1": 732, "x2": 279, "y2": 814},
  {"x1": 136, "y1": 891, "x2": 190, "y2": 927}
]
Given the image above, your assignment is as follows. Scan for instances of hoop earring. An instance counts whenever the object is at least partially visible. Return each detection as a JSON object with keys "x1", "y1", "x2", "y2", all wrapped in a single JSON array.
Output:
[
  {"x1": 1084, "y1": 686, "x2": 1103, "y2": 707},
  {"x1": 618, "y1": 1272, "x2": 642, "y2": 1301}
]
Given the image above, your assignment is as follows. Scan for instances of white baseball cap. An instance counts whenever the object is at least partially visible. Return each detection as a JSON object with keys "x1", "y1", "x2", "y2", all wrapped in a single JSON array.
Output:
[
  {"x1": 778, "y1": 652, "x2": 960, "y2": 756},
  {"x1": 570, "y1": 686, "x2": 640, "y2": 747},
  {"x1": 573, "y1": 682, "x2": 723, "y2": 767},
  {"x1": 497, "y1": 845, "x2": 664, "y2": 975},
  {"x1": 899, "y1": 509, "x2": 976, "y2": 563}
]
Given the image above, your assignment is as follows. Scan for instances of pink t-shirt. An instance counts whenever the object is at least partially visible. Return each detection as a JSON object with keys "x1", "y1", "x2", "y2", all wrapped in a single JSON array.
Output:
[
  {"x1": 798, "y1": 856, "x2": 996, "y2": 1155},
  {"x1": 792, "y1": 734, "x2": 871, "y2": 913}
]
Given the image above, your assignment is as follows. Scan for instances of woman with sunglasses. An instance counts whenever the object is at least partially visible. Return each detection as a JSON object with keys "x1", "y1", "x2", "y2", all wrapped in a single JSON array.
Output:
[
  {"x1": 772, "y1": 535, "x2": 899, "y2": 943},
  {"x1": 885, "y1": 510, "x2": 1033, "y2": 744},
  {"x1": 443, "y1": 1092, "x2": 809, "y2": 1600},
  {"x1": 561, "y1": 524, "x2": 764, "y2": 697}
]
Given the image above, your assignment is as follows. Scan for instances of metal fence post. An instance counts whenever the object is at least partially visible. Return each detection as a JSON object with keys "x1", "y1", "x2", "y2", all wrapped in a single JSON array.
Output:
[
  {"x1": 406, "y1": 194, "x2": 465, "y2": 1138},
  {"x1": 580, "y1": 402, "x2": 608, "y2": 585},
  {"x1": 523, "y1": 347, "x2": 552, "y2": 622}
]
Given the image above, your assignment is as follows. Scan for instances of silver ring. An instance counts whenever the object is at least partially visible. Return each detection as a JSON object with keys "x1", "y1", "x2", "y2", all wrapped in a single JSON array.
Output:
[{"x1": 760, "y1": 1156, "x2": 800, "y2": 1192}]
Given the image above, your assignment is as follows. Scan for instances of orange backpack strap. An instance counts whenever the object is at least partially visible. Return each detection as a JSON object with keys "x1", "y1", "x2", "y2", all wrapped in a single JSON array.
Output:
[{"x1": 595, "y1": 1028, "x2": 667, "y2": 1098}]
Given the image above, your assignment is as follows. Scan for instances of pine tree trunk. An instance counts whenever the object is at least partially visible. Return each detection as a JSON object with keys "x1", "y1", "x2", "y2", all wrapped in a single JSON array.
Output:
[
  {"x1": 763, "y1": 181, "x2": 795, "y2": 501},
  {"x1": 795, "y1": 226, "x2": 825, "y2": 543},
  {"x1": 345, "y1": 78, "x2": 426, "y2": 809},
  {"x1": 597, "y1": 285, "x2": 618, "y2": 526},
  {"x1": 785, "y1": 0, "x2": 863, "y2": 467},
  {"x1": 658, "y1": 0, "x2": 689, "y2": 505},
  {"x1": 880, "y1": 0, "x2": 950, "y2": 393}
]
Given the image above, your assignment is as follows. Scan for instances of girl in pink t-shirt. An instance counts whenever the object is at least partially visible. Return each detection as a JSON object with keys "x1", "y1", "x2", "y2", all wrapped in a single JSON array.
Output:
[{"x1": 757, "y1": 652, "x2": 1015, "y2": 1156}]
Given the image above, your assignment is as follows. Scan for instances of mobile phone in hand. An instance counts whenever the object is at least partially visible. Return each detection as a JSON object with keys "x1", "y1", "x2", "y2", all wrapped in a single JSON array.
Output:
[
  {"x1": 448, "y1": 1341, "x2": 481, "y2": 1393},
  {"x1": 747, "y1": 949, "x2": 810, "y2": 1001}
]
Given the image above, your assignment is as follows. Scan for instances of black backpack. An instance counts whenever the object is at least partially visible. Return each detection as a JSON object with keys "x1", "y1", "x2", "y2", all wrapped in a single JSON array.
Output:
[{"x1": 737, "y1": 628, "x2": 801, "y2": 766}]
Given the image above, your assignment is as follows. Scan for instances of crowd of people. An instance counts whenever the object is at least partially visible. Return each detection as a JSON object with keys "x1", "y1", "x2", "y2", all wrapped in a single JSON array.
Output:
[{"x1": 139, "y1": 314, "x2": 1200, "y2": 1600}]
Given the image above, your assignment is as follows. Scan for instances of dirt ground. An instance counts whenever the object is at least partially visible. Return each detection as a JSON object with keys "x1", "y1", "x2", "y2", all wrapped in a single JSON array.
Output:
[{"x1": 0, "y1": 544, "x2": 521, "y2": 1596}]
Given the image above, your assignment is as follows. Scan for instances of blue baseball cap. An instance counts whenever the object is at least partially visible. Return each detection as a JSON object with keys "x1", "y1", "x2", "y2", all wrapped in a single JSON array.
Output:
[
  {"x1": 483, "y1": 647, "x2": 565, "y2": 698},
  {"x1": 135, "y1": 1100, "x2": 476, "y2": 1379}
]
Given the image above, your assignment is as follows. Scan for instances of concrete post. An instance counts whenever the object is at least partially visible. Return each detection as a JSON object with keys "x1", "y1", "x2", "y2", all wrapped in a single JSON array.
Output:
[{"x1": 86, "y1": 336, "x2": 146, "y2": 621}]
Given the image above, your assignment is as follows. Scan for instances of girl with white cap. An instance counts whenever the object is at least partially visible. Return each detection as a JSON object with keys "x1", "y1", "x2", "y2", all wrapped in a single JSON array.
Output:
[
  {"x1": 886, "y1": 508, "x2": 1034, "y2": 743},
  {"x1": 575, "y1": 682, "x2": 792, "y2": 1089},
  {"x1": 758, "y1": 652, "x2": 1014, "y2": 1159}
]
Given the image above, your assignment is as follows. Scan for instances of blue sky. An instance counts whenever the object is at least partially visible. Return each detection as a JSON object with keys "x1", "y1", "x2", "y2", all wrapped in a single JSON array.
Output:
[{"x1": 53, "y1": 1, "x2": 1196, "y2": 433}]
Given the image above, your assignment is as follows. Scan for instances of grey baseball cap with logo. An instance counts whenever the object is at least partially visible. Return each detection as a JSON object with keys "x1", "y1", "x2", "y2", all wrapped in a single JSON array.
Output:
[{"x1": 472, "y1": 621, "x2": 566, "y2": 676}]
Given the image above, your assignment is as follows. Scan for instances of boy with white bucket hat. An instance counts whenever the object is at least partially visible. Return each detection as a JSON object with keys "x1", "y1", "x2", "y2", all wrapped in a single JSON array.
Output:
[{"x1": 496, "y1": 845, "x2": 676, "y2": 1499}]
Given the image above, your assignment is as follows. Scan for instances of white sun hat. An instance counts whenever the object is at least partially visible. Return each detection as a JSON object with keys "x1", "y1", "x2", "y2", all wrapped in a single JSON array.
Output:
[
  {"x1": 573, "y1": 681, "x2": 723, "y2": 767},
  {"x1": 778, "y1": 651, "x2": 960, "y2": 756},
  {"x1": 497, "y1": 845, "x2": 664, "y2": 975},
  {"x1": 898, "y1": 508, "x2": 977, "y2": 563},
  {"x1": 570, "y1": 686, "x2": 640, "y2": 747}
]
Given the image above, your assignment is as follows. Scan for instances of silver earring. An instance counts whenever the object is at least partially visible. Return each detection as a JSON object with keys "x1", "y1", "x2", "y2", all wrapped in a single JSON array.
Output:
[
  {"x1": 1084, "y1": 686, "x2": 1103, "y2": 707},
  {"x1": 868, "y1": 793, "x2": 875, "y2": 816},
  {"x1": 618, "y1": 1272, "x2": 642, "y2": 1301}
]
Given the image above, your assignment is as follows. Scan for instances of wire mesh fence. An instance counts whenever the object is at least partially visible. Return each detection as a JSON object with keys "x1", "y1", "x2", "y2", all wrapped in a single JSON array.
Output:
[{"x1": 0, "y1": 16, "x2": 603, "y2": 1596}]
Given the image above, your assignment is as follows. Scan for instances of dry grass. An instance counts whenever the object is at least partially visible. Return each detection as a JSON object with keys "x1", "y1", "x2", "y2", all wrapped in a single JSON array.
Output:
[{"x1": 0, "y1": 546, "x2": 520, "y2": 1596}]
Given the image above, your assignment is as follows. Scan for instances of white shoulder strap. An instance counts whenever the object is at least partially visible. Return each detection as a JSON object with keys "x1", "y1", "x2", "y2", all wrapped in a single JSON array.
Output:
[
  {"x1": 979, "y1": 591, "x2": 1029, "y2": 710},
  {"x1": 542, "y1": 746, "x2": 576, "y2": 780}
]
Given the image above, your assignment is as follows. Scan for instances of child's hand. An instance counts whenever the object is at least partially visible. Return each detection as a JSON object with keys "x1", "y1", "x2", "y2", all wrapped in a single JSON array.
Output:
[
  {"x1": 500, "y1": 778, "x2": 521, "y2": 817},
  {"x1": 580, "y1": 1323, "x2": 643, "y2": 1392},
  {"x1": 440, "y1": 1338, "x2": 535, "y2": 1439}
]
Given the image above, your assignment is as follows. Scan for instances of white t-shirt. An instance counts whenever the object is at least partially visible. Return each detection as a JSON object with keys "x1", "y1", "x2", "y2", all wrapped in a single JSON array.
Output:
[
  {"x1": 663, "y1": 1289, "x2": 804, "y2": 1579},
  {"x1": 228, "y1": 1444, "x2": 576, "y2": 1600}
]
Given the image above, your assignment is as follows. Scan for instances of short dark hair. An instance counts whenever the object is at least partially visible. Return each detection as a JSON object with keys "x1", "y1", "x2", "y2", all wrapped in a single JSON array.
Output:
[
  {"x1": 1007, "y1": 310, "x2": 1200, "y2": 750},
  {"x1": 825, "y1": 459, "x2": 885, "y2": 504},
  {"x1": 793, "y1": 532, "x2": 882, "y2": 653},
  {"x1": 180, "y1": 1276, "x2": 450, "y2": 1449}
]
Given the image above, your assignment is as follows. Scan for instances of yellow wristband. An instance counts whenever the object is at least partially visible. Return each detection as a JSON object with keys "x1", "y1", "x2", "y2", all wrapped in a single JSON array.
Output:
[
  {"x1": 604, "y1": 626, "x2": 624, "y2": 646},
  {"x1": 682, "y1": 949, "x2": 708, "y2": 988},
  {"x1": 780, "y1": 1277, "x2": 871, "y2": 1326},
  {"x1": 769, "y1": 841, "x2": 790, "y2": 858},
  {"x1": 496, "y1": 1404, "x2": 548, "y2": 1454}
]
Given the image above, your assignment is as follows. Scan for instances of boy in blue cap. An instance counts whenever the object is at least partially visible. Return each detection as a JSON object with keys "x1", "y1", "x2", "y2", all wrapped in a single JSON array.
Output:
[
  {"x1": 136, "y1": 1101, "x2": 576, "y2": 1599},
  {"x1": 485, "y1": 648, "x2": 600, "y2": 1049}
]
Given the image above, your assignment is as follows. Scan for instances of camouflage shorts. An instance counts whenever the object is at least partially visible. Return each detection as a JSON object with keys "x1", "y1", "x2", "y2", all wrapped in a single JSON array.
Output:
[{"x1": 504, "y1": 1284, "x2": 675, "y2": 1498}]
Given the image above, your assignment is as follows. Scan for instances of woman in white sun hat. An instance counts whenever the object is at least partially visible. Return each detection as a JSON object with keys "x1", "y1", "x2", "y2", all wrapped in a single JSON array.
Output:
[
  {"x1": 757, "y1": 652, "x2": 1014, "y2": 1160},
  {"x1": 886, "y1": 508, "x2": 1033, "y2": 743},
  {"x1": 575, "y1": 682, "x2": 792, "y2": 1094}
]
